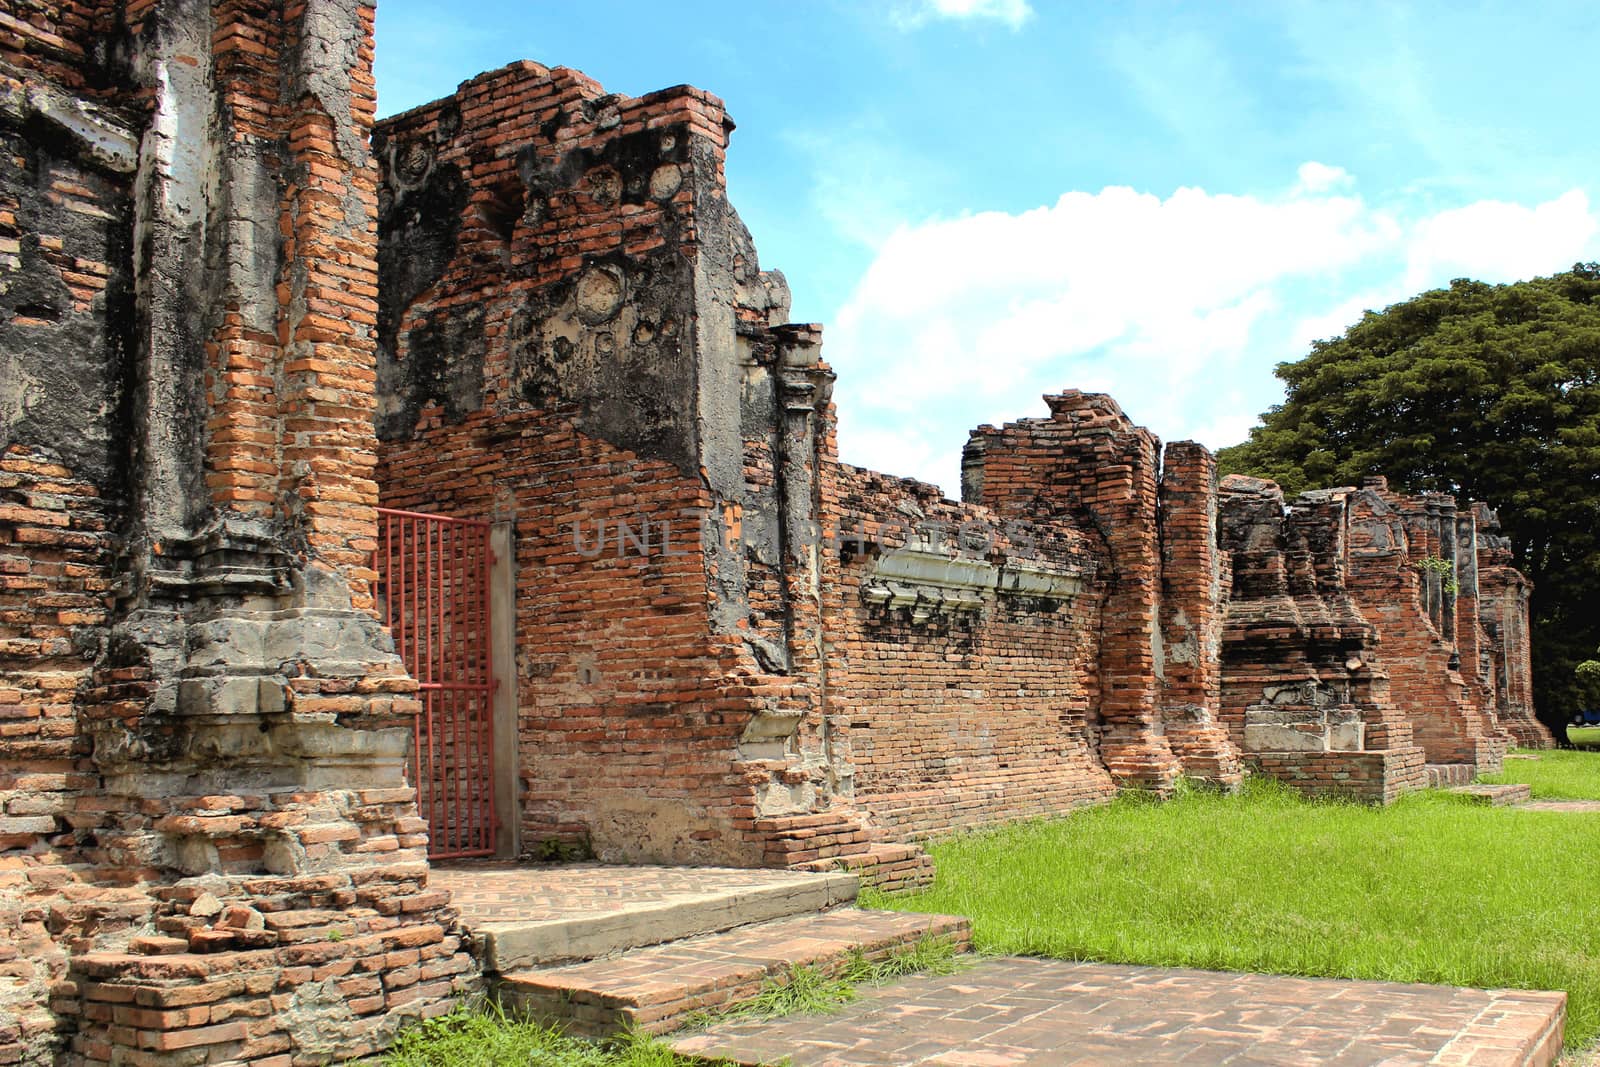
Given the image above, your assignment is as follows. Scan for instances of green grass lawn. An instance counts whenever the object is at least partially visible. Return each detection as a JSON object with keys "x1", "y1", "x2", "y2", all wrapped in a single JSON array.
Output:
[
  {"x1": 1482, "y1": 746, "x2": 1600, "y2": 800},
  {"x1": 869, "y1": 777, "x2": 1600, "y2": 1050},
  {"x1": 384, "y1": 1009, "x2": 697, "y2": 1067}
]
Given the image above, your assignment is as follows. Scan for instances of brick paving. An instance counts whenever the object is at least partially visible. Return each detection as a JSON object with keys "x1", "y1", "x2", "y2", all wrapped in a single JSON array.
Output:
[
  {"x1": 672, "y1": 958, "x2": 1566, "y2": 1066},
  {"x1": 431, "y1": 861, "x2": 849, "y2": 926},
  {"x1": 500, "y1": 908, "x2": 970, "y2": 1037},
  {"x1": 1516, "y1": 799, "x2": 1600, "y2": 813},
  {"x1": 1449, "y1": 782, "x2": 1532, "y2": 805}
]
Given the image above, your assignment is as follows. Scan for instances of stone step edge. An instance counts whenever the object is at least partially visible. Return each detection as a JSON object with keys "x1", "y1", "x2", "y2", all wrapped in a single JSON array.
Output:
[
  {"x1": 1430, "y1": 989, "x2": 1566, "y2": 1067},
  {"x1": 472, "y1": 871, "x2": 860, "y2": 972},
  {"x1": 790, "y1": 842, "x2": 935, "y2": 892},
  {"x1": 496, "y1": 909, "x2": 972, "y2": 1037}
]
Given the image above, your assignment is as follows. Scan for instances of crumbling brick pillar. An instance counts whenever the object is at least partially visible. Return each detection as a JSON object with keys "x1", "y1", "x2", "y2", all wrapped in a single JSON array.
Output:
[
  {"x1": 1454, "y1": 506, "x2": 1489, "y2": 711},
  {"x1": 964, "y1": 392, "x2": 1185, "y2": 792},
  {"x1": 1156, "y1": 443, "x2": 1243, "y2": 788},
  {"x1": 1475, "y1": 504, "x2": 1550, "y2": 747},
  {"x1": 1218, "y1": 477, "x2": 1427, "y2": 802},
  {"x1": 1348, "y1": 478, "x2": 1507, "y2": 770}
]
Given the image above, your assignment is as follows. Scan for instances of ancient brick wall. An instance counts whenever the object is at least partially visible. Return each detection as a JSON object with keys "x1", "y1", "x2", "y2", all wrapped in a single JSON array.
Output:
[
  {"x1": 0, "y1": 8, "x2": 138, "y2": 1058},
  {"x1": 373, "y1": 62, "x2": 856, "y2": 869},
  {"x1": 816, "y1": 464, "x2": 1114, "y2": 839},
  {"x1": 1217, "y1": 469, "x2": 1543, "y2": 794},
  {"x1": 375, "y1": 61, "x2": 1194, "y2": 872},
  {"x1": 0, "y1": 450, "x2": 121, "y2": 1063}
]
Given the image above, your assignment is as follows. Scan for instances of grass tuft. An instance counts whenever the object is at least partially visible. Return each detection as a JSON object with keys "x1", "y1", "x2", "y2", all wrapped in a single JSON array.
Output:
[
  {"x1": 723, "y1": 961, "x2": 859, "y2": 1020},
  {"x1": 873, "y1": 769, "x2": 1600, "y2": 1050}
]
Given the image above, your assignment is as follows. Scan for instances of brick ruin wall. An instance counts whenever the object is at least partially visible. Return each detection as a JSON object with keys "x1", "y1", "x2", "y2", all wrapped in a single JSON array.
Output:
[
  {"x1": 364, "y1": 58, "x2": 1543, "y2": 860},
  {"x1": 1, "y1": 4, "x2": 477, "y2": 1064},
  {"x1": 818, "y1": 465, "x2": 1116, "y2": 840},
  {"x1": 1346, "y1": 479, "x2": 1513, "y2": 768},
  {"x1": 0, "y1": 6, "x2": 1550, "y2": 1064},
  {"x1": 1217, "y1": 473, "x2": 1551, "y2": 801},
  {"x1": 962, "y1": 393, "x2": 1245, "y2": 792}
]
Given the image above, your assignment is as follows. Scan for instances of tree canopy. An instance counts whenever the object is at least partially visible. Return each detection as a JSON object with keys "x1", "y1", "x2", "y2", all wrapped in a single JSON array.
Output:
[{"x1": 1217, "y1": 263, "x2": 1600, "y2": 737}]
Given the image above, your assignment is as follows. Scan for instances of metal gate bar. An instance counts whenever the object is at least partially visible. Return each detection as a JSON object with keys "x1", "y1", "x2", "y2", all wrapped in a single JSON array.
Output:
[{"x1": 374, "y1": 507, "x2": 496, "y2": 859}]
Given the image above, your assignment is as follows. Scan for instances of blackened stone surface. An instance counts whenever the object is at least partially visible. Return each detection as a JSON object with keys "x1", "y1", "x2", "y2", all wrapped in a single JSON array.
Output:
[{"x1": 0, "y1": 124, "x2": 133, "y2": 491}]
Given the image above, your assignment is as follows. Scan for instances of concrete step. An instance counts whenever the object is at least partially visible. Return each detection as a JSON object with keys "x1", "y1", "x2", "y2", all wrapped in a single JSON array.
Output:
[
  {"x1": 496, "y1": 907, "x2": 971, "y2": 1037},
  {"x1": 461, "y1": 867, "x2": 860, "y2": 972},
  {"x1": 1451, "y1": 783, "x2": 1533, "y2": 806}
]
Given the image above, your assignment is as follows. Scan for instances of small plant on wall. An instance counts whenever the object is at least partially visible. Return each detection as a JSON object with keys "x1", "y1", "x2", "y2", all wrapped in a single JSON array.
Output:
[{"x1": 1414, "y1": 555, "x2": 1459, "y2": 595}]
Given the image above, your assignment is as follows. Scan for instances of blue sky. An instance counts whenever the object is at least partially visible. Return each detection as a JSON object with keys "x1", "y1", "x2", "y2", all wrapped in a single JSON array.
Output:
[{"x1": 375, "y1": 0, "x2": 1600, "y2": 494}]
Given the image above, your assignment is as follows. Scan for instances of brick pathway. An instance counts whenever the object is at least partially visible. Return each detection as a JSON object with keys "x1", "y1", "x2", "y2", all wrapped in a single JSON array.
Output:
[
  {"x1": 1516, "y1": 799, "x2": 1600, "y2": 813},
  {"x1": 672, "y1": 958, "x2": 1566, "y2": 1066},
  {"x1": 430, "y1": 861, "x2": 849, "y2": 925},
  {"x1": 501, "y1": 909, "x2": 969, "y2": 1036}
]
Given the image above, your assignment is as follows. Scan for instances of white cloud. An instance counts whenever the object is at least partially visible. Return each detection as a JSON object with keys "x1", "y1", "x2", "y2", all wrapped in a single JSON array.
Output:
[
  {"x1": 1296, "y1": 162, "x2": 1354, "y2": 194},
  {"x1": 1403, "y1": 190, "x2": 1597, "y2": 290},
  {"x1": 823, "y1": 171, "x2": 1600, "y2": 495},
  {"x1": 891, "y1": 0, "x2": 1033, "y2": 31}
]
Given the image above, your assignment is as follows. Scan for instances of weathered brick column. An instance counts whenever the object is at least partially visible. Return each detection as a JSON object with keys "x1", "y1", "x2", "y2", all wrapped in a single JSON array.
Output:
[
  {"x1": 1156, "y1": 443, "x2": 1244, "y2": 787},
  {"x1": 1, "y1": 3, "x2": 476, "y2": 1063},
  {"x1": 1347, "y1": 479, "x2": 1508, "y2": 770},
  {"x1": 1474, "y1": 504, "x2": 1550, "y2": 747},
  {"x1": 964, "y1": 392, "x2": 1201, "y2": 792},
  {"x1": 1218, "y1": 477, "x2": 1427, "y2": 802}
]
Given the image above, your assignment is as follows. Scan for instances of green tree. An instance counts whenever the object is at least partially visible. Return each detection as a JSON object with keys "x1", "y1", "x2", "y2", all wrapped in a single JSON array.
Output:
[{"x1": 1218, "y1": 263, "x2": 1600, "y2": 742}]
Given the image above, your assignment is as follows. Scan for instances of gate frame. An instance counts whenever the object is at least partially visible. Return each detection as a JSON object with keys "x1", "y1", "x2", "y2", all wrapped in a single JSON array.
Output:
[
  {"x1": 487, "y1": 521, "x2": 521, "y2": 860},
  {"x1": 375, "y1": 506, "x2": 501, "y2": 860}
]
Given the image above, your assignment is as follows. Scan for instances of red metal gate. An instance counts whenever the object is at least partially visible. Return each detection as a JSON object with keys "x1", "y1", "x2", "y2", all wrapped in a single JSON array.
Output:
[{"x1": 374, "y1": 507, "x2": 496, "y2": 859}]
